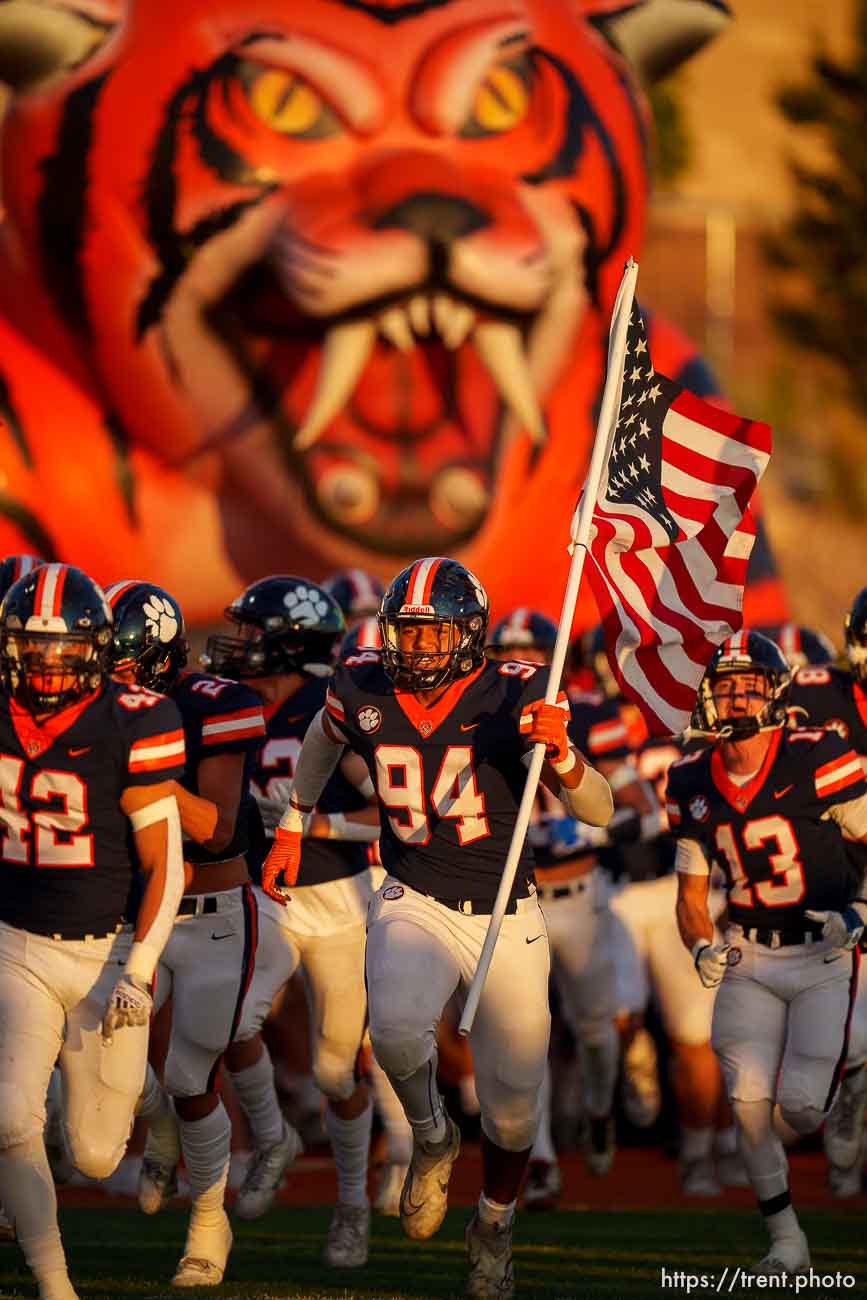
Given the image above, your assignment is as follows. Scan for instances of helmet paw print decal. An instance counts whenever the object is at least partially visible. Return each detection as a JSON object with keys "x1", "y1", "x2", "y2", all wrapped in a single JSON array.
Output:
[
  {"x1": 143, "y1": 594, "x2": 179, "y2": 643},
  {"x1": 283, "y1": 585, "x2": 331, "y2": 625}
]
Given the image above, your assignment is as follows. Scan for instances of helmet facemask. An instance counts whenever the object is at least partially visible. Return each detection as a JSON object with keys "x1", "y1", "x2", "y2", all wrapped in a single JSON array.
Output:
[
  {"x1": 1, "y1": 629, "x2": 108, "y2": 713},
  {"x1": 204, "y1": 620, "x2": 335, "y2": 680},
  {"x1": 379, "y1": 613, "x2": 486, "y2": 691},
  {"x1": 696, "y1": 666, "x2": 789, "y2": 740}
]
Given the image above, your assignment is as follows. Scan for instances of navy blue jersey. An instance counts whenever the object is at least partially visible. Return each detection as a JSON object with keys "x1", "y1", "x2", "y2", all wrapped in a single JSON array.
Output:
[
  {"x1": 788, "y1": 665, "x2": 867, "y2": 750},
  {"x1": 171, "y1": 672, "x2": 265, "y2": 865},
  {"x1": 666, "y1": 728, "x2": 867, "y2": 931},
  {"x1": 247, "y1": 676, "x2": 370, "y2": 887},
  {"x1": 533, "y1": 690, "x2": 630, "y2": 872},
  {"x1": 0, "y1": 681, "x2": 185, "y2": 938},
  {"x1": 326, "y1": 652, "x2": 567, "y2": 905}
]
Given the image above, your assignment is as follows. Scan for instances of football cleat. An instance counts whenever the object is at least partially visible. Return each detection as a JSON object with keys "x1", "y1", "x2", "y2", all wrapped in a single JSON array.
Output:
[
  {"x1": 583, "y1": 1113, "x2": 615, "y2": 1176},
  {"x1": 824, "y1": 1066, "x2": 867, "y2": 1169},
  {"x1": 465, "y1": 1210, "x2": 515, "y2": 1300},
  {"x1": 323, "y1": 1202, "x2": 370, "y2": 1268},
  {"x1": 373, "y1": 1161, "x2": 409, "y2": 1217},
  {"x1": 749, "y1": 1229, "x2": 810, "y2": 1277},
  {"x1": 621, "y1": 1028, "x2": 662, "y2": 1129},
  {"x1": 138, "y1": 1155, "x2": 179, "y2": 1216},
  {"x1": 170, "y1": 1210, "x2": 233, "y2": 1289},
  {"x1": 522, "y1": 1159, "x2": 561, "y2": 1212},
  {"x1": 680, "y1": 1156, "x2": 721, "y2": 1197},
  {"x1": 234, "y1": 1120, "x2": 303, "y2": 1220},
  {"x1": 399, "y1": 1113, "x2": 461, "y2": 1240}
]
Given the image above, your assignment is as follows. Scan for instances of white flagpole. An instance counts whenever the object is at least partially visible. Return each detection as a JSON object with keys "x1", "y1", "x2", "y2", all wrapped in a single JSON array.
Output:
[{"x1": 459, "y1": 258, "x2": 639, "y2": 1037}]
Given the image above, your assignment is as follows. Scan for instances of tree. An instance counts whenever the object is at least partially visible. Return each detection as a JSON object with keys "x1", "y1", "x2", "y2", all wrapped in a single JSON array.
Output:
[{"x1": 764, "y1": 1, "x2": 867, "y2": 417}]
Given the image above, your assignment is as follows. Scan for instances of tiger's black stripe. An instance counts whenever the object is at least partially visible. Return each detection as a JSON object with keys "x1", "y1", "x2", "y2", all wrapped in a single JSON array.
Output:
[
  {"x1": 37, "y1": 72, "x2": 110, "y2": 340},
  {"x1": 104, "y1": 411, "x2": 138, "y2": 525},
  {"x1": 0, "y1": 494, "x2": 58, "y2": 560},
  {"x1": 0, "y1": 369, "x2": 32, "y2": 468},
  {"x1": 327, "y1": 0, "x2": 458, "y2": 21},
  {"x1": 136, "y1": 60, "x2": 275, "y2": 338},
  {"x1": 523, "y1": 50, "x2": 629, "y2": 314}
]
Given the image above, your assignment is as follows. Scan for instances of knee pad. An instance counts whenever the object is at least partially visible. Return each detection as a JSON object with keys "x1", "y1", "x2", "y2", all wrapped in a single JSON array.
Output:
[
  {"x1": 370, "y1": 1022, "x2": 433, "y2": 1083},
  {"x1": 313, "y1": 1043, "x2": 357, "y2": 1103},
  {"x1": 0, "y1": 1083, "x2": 41, "y2": 1150},
  {"x1": 480, "y1": 1094, "x2": 539, "y2": 1152},
  {"x1": 780, "y1": 1103, "x2": 825, "y2": 1137},
  {"x1": 65, "y1": 1122, "x2": 126, "y2": 1180},
  {"x1": 164, "y1": 1045, "x2": 212, "y2": 1100}
]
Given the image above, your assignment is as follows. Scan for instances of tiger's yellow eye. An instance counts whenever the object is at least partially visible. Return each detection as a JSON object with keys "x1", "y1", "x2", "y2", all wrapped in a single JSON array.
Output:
[
  {"x1": 247, "y1": 68, "x2": 338, "y2": 138},
  {"x1": 467, "y1": 65, "x2": 529, "y2": 135}
]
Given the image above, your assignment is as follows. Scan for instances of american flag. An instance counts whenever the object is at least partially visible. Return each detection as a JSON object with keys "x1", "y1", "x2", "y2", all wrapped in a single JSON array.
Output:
[{"x1": 578, "y1": 298, "x2": 771, "y2": 736}]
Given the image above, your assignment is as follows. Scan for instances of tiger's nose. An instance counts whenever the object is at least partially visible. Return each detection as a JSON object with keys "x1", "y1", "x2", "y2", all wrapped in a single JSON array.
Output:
[{"x1": 375, "y1": 193, "x2": 489, "y2": 246}]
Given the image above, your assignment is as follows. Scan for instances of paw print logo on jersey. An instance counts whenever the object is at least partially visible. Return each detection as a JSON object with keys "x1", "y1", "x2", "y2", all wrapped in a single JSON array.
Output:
[
  {"x1": 357, "y1": 706, "x2": 382, "y2": 734},
  {"x1": 143, "y1": 594, "x2": 178, "y2": 644},
  {"x1": 689, "y1": 794, "x2": 710, "y2": 823},
  {"x1": 283, "y1": 585, "x2": 330, "y2": 626}
]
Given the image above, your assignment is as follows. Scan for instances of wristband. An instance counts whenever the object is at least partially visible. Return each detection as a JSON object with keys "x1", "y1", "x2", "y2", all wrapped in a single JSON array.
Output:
[
  {"x1": 552, "y1": 750, "x2": 577, "y2": 776},
  {"x1": 128, "y1": 796, "x2": 177, "y2": 831},
  {"x1": 278, "y1": 804, "x2": 306, "y2": 834},
  {"x1": 691, "y1": 938, "x2": 710, "y2": 967}
]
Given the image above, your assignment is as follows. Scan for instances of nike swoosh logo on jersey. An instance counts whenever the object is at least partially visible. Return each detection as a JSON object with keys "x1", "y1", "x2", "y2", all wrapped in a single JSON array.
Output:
[
  {"x1": 211, "y1": 932, "x2": 233, "y2": 941},
  {"x1": 773, "y1": 785, "x2": 794, "y2": 799},
  {"x1": 459, "y1": 722, "x2": 479, "y2": 731},
  {"x1": 68, "y1": 747, "x2": 91, "y2": 757},
  {"x1": 526, "y1": 935, "x2": 544, "y2": 945}
]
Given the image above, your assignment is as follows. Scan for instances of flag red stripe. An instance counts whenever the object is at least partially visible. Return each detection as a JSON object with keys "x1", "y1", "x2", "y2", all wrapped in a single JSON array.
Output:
[{"x1": 670, "y1": 391, "x2": 772, "y2": 454}]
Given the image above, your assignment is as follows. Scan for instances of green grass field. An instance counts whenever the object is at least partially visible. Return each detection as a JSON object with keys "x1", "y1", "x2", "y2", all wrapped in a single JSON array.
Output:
[{"x1": 0, "y1": 1207, "x2": 864, "y2": 1300}]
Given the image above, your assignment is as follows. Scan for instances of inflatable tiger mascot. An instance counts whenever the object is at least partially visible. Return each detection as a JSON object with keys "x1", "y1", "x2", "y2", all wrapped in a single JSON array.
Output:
[{"x1": 0, "y1": 0, "x2": 785, "y2": 624}]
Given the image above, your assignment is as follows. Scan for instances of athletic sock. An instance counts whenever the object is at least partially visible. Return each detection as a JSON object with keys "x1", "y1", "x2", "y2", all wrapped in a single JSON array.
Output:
[
  {"x1": 0, "y1": 1136, "x2": 70, "y2": 1292},
  {"x1": 137, "y1": 1066, "x2": 178, "y2": 1162},
  {"x1": 385, "y1": 1051, "x2": 447, "y2": 1146},
  {"x1": 228, "y1": 1048, "x2": 285, "y2": 1150},
  {"x1": 680, "y1": 1126, "x2": 714, "y2": 1163},
  {"x1": 177, "y1": 1103, "x2": 231, "y2": 1238},
  {"x1": 579, "y1": 1023, "x2": 619, "y2": 1117},
  {"x1": 477, "y1": 1191, "x2": 515, "y2": 1230},
  {"x1": 369, "y1": 1056, "x2": 412, "y2": 1164},
  {"x1": 715, "y1": 1125, "x2": 739, "y2": 1157},
  {"x1": 325, "y1": 1099, "x2": 373, "y2": 1207}
]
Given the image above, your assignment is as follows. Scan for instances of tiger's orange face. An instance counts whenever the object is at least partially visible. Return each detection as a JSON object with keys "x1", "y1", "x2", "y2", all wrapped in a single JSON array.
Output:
[{"x1": 1, "y1": 0, "x2": 648, "y2": 577}]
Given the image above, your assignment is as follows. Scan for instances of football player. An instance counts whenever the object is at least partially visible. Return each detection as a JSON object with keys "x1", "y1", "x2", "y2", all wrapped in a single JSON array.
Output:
[
  {"x1": 757, "y1": 623, "x2": 836, "y2": 672},
  {"x1": 206, "y1": 576, "x2": 381, "y2": 1268},
  {"x1": 0, "y1": 565, "x2": 186, "y2": 1300},
  {"x1": 323, "y1": 569, "x2": 384, "y2": 630},
  {"x1": 0, "y1": 553, "x2": 44, "y2": 602},
  {"x1": 670, "y1": 631, "x2": 867, "y2": 1276},
  {"x1": 578, "y1": 623, "x2": 735, "y2": 1194},
  {"x1": 106, "y1": 580, "x2": 265, "y2": 1288},
  {"x1": 262, "y1": 558, "x2": 614, "y2": 1300},
  {"x1": 487, "y1": 609, "x2": 649, "y2": 1207},
  {"x1": 786, "y1": 599, "x2": 867, "y2": 1196}
]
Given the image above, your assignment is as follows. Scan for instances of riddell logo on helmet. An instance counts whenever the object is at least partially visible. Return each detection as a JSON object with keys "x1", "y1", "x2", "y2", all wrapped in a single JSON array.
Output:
[{"x1": 400, "y1": 604, "x2": 435, "y2": 616}]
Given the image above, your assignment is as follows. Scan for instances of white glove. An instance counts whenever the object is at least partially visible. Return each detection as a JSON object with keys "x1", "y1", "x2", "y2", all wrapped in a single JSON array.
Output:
[
  {"x1": 102, "y1": 975, "x2": 153, "y2": 1045},
  {"x1": 805, "y1": 904, "x2": 867, "y2": 950},
  {"x1": 691, "y1": 940, "x2": 731, "y2": 989}
]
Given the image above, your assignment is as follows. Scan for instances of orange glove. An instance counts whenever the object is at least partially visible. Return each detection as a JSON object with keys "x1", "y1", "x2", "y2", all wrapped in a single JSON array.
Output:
[
  {"x1": 262, "y1": 826, "x2": 302, "y2": 905},
  {"x1": 525, "y1": 701, "x2": 570, "y2": 766}
]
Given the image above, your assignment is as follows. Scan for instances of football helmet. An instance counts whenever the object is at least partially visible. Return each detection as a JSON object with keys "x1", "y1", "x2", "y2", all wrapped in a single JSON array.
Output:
[
  {"x1": 0, "y1": 564, "x2": 112, "y2": 713},
  {"x1": 105, "y1": 581, "x2": 188, "y2": 691},
  {"x1": 204, "y1": 576, "x2": 344, "y2": 679},
  {"x1": 378, "y1": 557, "x2": 488, "y2": 691},
  {"x1": 845, "y1": 588, "x2": 867, "y2": 682},
  {"x1": 339, "y1": 617, "x2": 382, "y2": 658},
  {"x1": 0, "y1": 554, "x2": 44, "y2": 604},
  {"x1": 695, "y1": 631, "x2": 790, "y2": 739},
  {"x1": 322, "y1": 569, "x2": 384, "y2": 625},
  {"x1": 756, "y1": 622, "x2": 836, "y2": 671},
  {"x1": 487, "y1": 609, "x2": 557, "y2": 662}
]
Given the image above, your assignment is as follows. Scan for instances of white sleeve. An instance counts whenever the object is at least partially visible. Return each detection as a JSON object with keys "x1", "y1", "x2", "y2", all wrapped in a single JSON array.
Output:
[
  {"x1": 559, "y1": 764, "x2": 614, "y2": 826},
  {"x1": 124, "y1": 796, "x2": 185, "y2": 984},
  {"x1": 828, "y1": 791, "x2": 867, "y2": 840},
  {"x1": 675, "y1": 837, "x2": 710, "y2": 876},
  {"x1": 281, "y1": 708, "x2": 345, "y2": 816}
]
